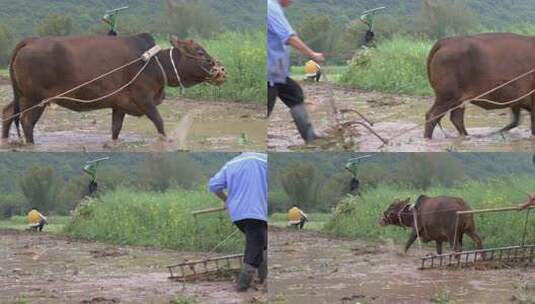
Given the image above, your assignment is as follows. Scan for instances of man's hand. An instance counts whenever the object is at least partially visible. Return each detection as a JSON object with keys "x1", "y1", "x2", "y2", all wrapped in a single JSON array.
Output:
[
  {"x1": 288, "y1": 36, "x2": 326, "y2": 63},
  {"x1": 214, "y1": 191, "x2": 228, "y2": 209},
  {"x1": 311, "y1": 52, "x2": 325, "y2": 63}
]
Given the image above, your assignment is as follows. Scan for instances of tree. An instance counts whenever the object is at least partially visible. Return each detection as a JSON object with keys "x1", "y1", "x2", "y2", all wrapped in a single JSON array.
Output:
[
  {"x1": 19, "y1": 166, "x2": 59, "y2": 213},
  {"x1": 416, "y1": 0, "x2": 480, "y2": 39},
  {"x1": 280, "y1": 163, "x2": 321, "y2": 210},
  {"x1": 161, "y1": 0, "x2": 222, "y2": 39},
  {"x1": 399, "y1": 154, "x2": 465, "y2": 190},
  {"x1": 38, "y1": 14, "x2": 73, "y2": 37},
  {"x1": 140, "y1": 154, "x2": 202, "y2": 192},
  {"x1": 0, "y1": 24, "x2": 13, "y2": 66}
]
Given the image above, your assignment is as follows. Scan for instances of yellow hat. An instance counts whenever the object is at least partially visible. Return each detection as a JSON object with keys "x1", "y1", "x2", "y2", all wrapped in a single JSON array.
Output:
[{"x1": 304, "y1": 60, "x2": 320, "y2": 75}]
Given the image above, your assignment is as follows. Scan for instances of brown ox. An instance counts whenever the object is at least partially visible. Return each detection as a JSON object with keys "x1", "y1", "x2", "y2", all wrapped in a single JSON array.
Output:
[
  {"x1": 1, "y1": 33, "x2": 226, "y2": 144},
  {"x1": 425, "y1": 33, "x2": 535, "y2": 139},
  {"x1": 379, "y1": 195, "x2": 484, "y2": 255}
]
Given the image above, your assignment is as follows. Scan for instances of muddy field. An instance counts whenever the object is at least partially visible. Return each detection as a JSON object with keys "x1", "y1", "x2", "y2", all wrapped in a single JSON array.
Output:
[
  {"x1": 268, "y1": 81, "x2": 535, "y2": 152},
  {"x1": 0, "y1": 229, "x2": 266, "y2": 304},
  {"x1": 269, "y1": 227, "x2": 535, "y2": 304},
  {"x1": 0, "y1": 82, "x2": 266, "y2": 152}
]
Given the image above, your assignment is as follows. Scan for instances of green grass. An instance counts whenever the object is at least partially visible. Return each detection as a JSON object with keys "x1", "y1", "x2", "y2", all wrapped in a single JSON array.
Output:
[
  {"x1": 0, "y1": 215, "x2": 69, "y2": 233},
  {"x1": 158, "y1": 31, "x2": 265, "y2": 103},
  {"x1": 0, "y1": 68, "x2": 8, "y2": 78},
  {"x1": 64, "y1": 188, "x2": 243, "y2": 253},
  {"x1": 323, "y1": 176, "x2": 535, "y2": 250},
  {"x1": 270, "y1": 212, "x2": 332, "y2": 231},
  {"x1": 338, "y1": 36, "x2": 434, "y2": 96}
]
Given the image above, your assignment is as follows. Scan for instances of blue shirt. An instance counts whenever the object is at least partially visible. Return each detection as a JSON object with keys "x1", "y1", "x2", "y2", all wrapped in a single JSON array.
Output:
[
  {"x1": 208, "y1": 153, "x2": 268, "y2": 222},
  {"x1": 267, "y1": 0, "x2": 295, "y2": 85}
]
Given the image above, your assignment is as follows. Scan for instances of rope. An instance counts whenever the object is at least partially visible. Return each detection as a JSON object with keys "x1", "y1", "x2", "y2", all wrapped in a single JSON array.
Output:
[
  {"x1": 203, "y1": 229, "x2": 240, "y2": 259},
  {"x1": 382, "y1": 66, "x2": 535, "y2": 147},
  {"x1": 2, "y1": 45, "x2": 165, "y2": 123}
]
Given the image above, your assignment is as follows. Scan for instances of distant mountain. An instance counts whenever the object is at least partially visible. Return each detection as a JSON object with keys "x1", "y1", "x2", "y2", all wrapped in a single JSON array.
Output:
[{"x1": 0, "y1": 0, "x2": 265, "y2": 37}]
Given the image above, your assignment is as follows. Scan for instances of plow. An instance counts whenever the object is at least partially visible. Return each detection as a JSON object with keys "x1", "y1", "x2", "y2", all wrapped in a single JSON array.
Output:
[
  {"x1": 420, "y1": 206, "x2": 534, "y2": 270},
  {"x1": 167, "y1": 207, "x2": 243, "y2": 282}
]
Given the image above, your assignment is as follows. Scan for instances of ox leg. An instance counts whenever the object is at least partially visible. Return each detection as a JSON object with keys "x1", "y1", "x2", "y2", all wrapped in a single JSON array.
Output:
[
  {"x1": 111, "y1": 109, "x2": 125, "y2": 140},
  {"x1": 144, "y1": 105, "x2": 165, "y2": 137},
  {"x1": 498, "y1": 107, "x2": 521, "y2": 133},
  {"x1": 466, "y1": 230, "x2": 485, "y2": 259},
  {"x1": 435, "y1": 241, "x2": 443, "y2": 255},
  {"x1": 450, "y1": 107, "x2": 468, "y2": 136},
  {"x1": 465, "y1": 231, "x2": 483, "y2": 250},
  {"x1": 1, "y1": 102, "x2": 15, "y2": 140},
  {"x1": 21, "y1": 105, "x2": 45, "y2": 144},
  {"x1": 424, "y1": 99, "x2": 451, "y2": 139},
  {"x1": 404, "y1": 230, "x2": 418, "y2": 253}
]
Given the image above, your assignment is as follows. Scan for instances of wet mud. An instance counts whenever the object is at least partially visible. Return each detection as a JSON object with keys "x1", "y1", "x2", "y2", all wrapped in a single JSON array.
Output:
[
  {"x1": 0, "y1": 85, "x2": 266, "y2": 152},
  {"x1": 268, "y1": 81, "x2": 535, "y2": 152},
  {"x1": 269, "y1": 227, "x2": 535, "y2": 304},
  {"x1": 0, "y1": 229, "x2": 265, "y2": 304}
]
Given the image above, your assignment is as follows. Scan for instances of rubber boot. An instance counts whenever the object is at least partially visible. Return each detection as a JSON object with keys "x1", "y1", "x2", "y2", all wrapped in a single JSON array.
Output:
[
  {"x1": 257, "y1": 250, "x2": 268, "y2": 284},
  {"x1": 237, "y1": 263, "x2": 257, "y2": 292},
  {"x1": 290, "y1": 104, "x2": 319, "y2": 144}
]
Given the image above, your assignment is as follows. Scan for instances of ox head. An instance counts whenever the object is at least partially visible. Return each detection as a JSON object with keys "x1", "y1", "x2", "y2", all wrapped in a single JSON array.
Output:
[
  {"x1": 378, "y1": 197, "x2": 411, "y2": 227},
  {"x1": 170, "y1": 36, "x2": 226, "y2": 87}
]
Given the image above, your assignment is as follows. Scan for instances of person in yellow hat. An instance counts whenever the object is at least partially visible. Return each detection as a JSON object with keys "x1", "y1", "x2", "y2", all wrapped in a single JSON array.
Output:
[
  {"x1": 288, "y1": 205, "x2": 308, "y2": 229},
  {"x1": 304, "y1": 60, "x2": 321, "y2": 82},
  {"x1": 27, "y1": 208, "x2": 48, "y2": 232}
]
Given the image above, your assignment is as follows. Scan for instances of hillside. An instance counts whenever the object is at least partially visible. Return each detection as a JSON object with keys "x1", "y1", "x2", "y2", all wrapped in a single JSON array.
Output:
[
  {"x1": 285, "y1": 0, "x2": 535, "y2": 28},
  {"x1": 0, "y1": 0, "x2": 265, "y2": 37}
]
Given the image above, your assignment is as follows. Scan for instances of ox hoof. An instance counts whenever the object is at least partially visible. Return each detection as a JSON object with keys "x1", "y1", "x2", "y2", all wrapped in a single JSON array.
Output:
[{"x1": 157, "y1": 134, "x2": 174, "y2": 143}]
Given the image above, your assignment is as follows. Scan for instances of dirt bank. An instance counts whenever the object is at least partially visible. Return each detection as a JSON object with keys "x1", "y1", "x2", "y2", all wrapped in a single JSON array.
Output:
[
  {"x1": 269, "y1": 227, "x2": 535, "y2": 304},
  {"x1": 0, "y1": 85, "x2": 266, "y2": 152},
  {"x1": 268, "y1": 81, "x2": 535, "y2": 152},
  {"x1": 0, "y1": 229, "x2": 265, "y2": 304}
]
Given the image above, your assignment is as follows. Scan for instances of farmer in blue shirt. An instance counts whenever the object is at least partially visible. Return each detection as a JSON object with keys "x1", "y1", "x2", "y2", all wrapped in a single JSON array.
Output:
[
  {"x1": 208, "y1": 152, "x2": 268, "y2": 291},
  {"x1": 268, "y1": 0, "x2": 325, "y2": 144}
]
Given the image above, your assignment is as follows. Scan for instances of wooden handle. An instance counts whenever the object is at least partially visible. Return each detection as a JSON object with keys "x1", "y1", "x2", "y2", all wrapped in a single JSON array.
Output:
[{"x1": 192, "y1": 207, "x2": 226, "y2": 216}]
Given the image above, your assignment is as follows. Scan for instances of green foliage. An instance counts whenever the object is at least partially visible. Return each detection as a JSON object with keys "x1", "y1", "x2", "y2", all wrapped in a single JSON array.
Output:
[
  {"x1": 168, "y1": 31, "x2": 266, "y2": 103},
  {"x1": 37, "y1": 14, "x2": 73, "y2": 37},
  {"x1": 161, "y1": 0, "x2": 222, "y2": 39},
  {"x1": 0, "y1": 192, "x2": 25, "y2": 218},
  {"x1": 171, "y1": 296, "x2": 199, "y2": 304},
  {"x1": 0, "y1": 24, "x2": 13, "y2": 66},
  {"x1": 64, "y1": 189, "x2": 243, "y2": 253},
  {"x1": 280, "y1": 162, "x2": 321, "y2": 211},
  {"x1": 140, "y1": 154, "x2": 203, "y2": 192},
  {"x1": 19, "y1": 166, "x2": 59, "y2": 213},
  {"x1": 415, "y1": 0, "x2": 480, "y2": 40},
  {"x1": 323, "y1": 177, "x2": 535, "y2": 249},
  {"x1": 338, "y1": 36, "x2": 434, "y2": 95}
]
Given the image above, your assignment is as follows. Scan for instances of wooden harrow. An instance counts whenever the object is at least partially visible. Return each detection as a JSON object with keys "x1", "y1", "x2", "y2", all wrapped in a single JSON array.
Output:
[
  {"x1": 420, "y1": 206, "x2": 534, "y2": 270},
  {"x1": 167, "y1": 207, "x2": 243, "y2": 282},
  {"x1": 420, "y1": 244, "x2": 535, "y2": 270},
  {"x1": 167, "y1": 253, "x2": 244, "y2": 282}
]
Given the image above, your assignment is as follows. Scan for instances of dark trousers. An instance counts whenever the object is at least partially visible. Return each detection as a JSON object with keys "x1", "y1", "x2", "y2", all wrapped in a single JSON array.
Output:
[
  {"x1": 234, "y1": 219, "x2": 268, "y2": 268},
  {"x1": 350, "y1": 178, "x2": 360, "y2": 193},
  {"x1": 267, "y1": 77, "x2": 304, "y2": 117}
]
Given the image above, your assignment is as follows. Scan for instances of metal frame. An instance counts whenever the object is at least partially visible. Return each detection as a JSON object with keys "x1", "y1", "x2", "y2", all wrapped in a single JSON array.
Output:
[{"x1": 420, "y1": 206, "x2": 534, "y2": 270}]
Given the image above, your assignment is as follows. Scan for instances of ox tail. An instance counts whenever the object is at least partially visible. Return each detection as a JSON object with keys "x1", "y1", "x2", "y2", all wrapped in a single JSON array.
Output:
[{"x1": 9, "y1": 39, "x2": 34, "y2": 139}]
